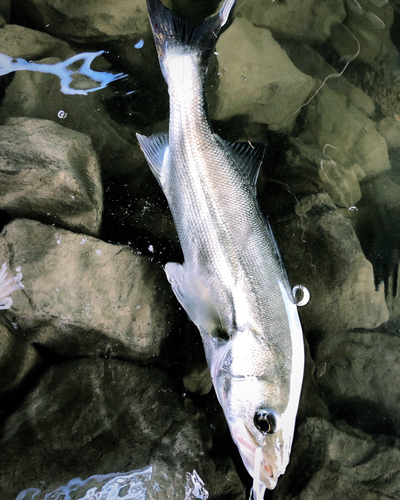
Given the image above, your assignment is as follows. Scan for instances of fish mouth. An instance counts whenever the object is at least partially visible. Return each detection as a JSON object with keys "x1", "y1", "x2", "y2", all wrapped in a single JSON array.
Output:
[{"x1": 232, "y1": 422, "x2": 281, "y2": 490}]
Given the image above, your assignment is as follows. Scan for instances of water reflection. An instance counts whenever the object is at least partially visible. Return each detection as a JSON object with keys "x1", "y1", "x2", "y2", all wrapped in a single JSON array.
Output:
[
  {"x1": 0, "y1": 51, "x2": 127, "y2": 95},
  {"x1": 15, "y1": 466, "x2": 152, "y2": 500}
]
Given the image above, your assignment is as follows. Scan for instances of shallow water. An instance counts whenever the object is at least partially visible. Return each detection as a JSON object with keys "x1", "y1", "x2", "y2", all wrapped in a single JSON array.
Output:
[{"x1": 1, "y1": 0, "x2": 400, "y2": 499}]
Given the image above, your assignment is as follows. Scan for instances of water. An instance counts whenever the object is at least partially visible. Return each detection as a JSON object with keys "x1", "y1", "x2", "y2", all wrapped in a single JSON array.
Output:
[{"x1": 1, "y1": 0, "x2": 400, "y2": 499}]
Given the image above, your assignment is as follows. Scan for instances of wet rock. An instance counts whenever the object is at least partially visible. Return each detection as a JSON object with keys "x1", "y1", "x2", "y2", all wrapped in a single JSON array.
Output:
[
  {"x1": 282, "y1": 41, "x2": 375, "y2": 117},
  {"x1": 16, "y1": 0, "x2": 151, "y2": 43},
  {"x1": 282, "y1": 139, "x2": 362, "y2": 208},
  {"x1": 298, "y1": 84, "x2": 391, "y2": 180},
  {"x1": 377, "y1": 115, "x2": 400, "y2": 150},
  {"x1": 0, "y1": 325, "x2": 42, "y2": 395},
  {"x1": 0, "y1": 117, "x2": 103, "y2": 236},
  {"x1": 353, "y1": 173, "x2": 400, "y2": 300},
  {"x1": 236, "y1": 0, "x2": 346, "y2": 43},
  {"x1": 273, "y1": 193, "x2": 389, "y2": 335},
  {"x1": 0, "y1": 219, "x2": 175, "y2": 363},
  {"x1": 0, "y1": 58, "x2": 145, "y2": 176},
  {"x1": 0, "y1": 24, "x2": 72, "y2": 60},
  {"x1": 0, "y1": 358, "x2": 243, "y2": 500},
  {"x1": 314, "y1": 330, "x2": 400, "y2": 437},
  {"x1": 331, "y1": 0, "x2": 397, "y2": 64},
  {"x1": 0, "y1": 0, "x2": 9, "y2": 23},
  {"x1": 209, "y1": 18, "x2": 315, "y2": 131},
  {"x1": 270, "y1": 417, "x2": 400, "y2": 499}
]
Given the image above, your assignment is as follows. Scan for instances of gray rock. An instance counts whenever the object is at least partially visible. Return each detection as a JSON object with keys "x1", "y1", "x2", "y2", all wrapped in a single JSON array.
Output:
[
  {"x1": 16, "y1": 0, "x2": 151, "y2": 43},
  {"x1": 282, "y1": 139, "x2": 362, "y2": 208},
  {"x1": 0, "y1": 325, "x2": 42, "y2": 395},
  {"x1": 377, "y1": 116, "x2": 400, "y2": 150},
  {"x1": 314, "y1": 330, "x2": 400, "y2": 436},
  {"x1": 0, "y1": 358, "x2": 243, "y2": 500},
  {"x1": 0, "y1": 117, "x2": 103, "y2": 236},
  {"x1": 235, "y1": 0, "x2": 346, "y2": 43},
  {"x1": 331, "y1": 0, "x2": 397, "y2": 64},
  {"x1": 0, "y1": 24, "x2": 73, "y2": 60},
  {"x1": 209, "y1": 18, "x2": 315, "y2": 132},
  {"x1": 0, "y1": 57, "x2": 144, "y2": 176},
  {"x1": 270, "y1": 417, "x2": 400, "y2": 499},
  {"x1": 0, "y1": 219, "x2": 174, "y2": 363},
  {"x1": 299, "y1": 84, "x2": 391, "y2": 180},
  {"x1": 0, "y1": 0, "x2": 9, "y2": 23},
  {"x1": 273, "y1": 193, "x2": 389, "y2": 334},
  {"x1": 282, "y1": 42, "x2": 375, "y2": 117}
]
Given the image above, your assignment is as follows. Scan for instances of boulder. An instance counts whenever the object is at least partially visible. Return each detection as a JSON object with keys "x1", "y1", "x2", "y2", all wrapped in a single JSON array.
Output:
[
  {"x1": 0, "y1": 58, "x2": 145, "y2": 176},
  {"x1": 0, "y1": 117, "x2": 103, "y2": 236},
  {"x1": 0, "y1": 358, "x2": 243, "y2": 500},
  {"x1": 314, "y1": 330, "x2": 400, "y2": 437},
  {"x1": 0, "y1": 24, "x2": 72, "y2": 60},
  {"x1": 331, "y1": 0, "x2": 397, "y2": 64},
  {"x1": 298, "y1": 84, "x2": 391, "y2": 180},
  {"x1": 270, "y1": 418, "x2": 400, "y2": 499},
  {"x1": 236, "y1": 0, "x2": 346, "y2": 43},
  {"x1": 0, "y1": 325, "x2": 42, "y2": 396},
  {"x1": 14, "y1": 0, "x2": 151, "y2": 43},
  {"x1": 209, "y1": 18, "x2": 315, "y2": 132},
  {"x1": 282, "y1": 41, "x2": 375, "y2": 117},
  {"x1": 272, "y1": 193, "x2": 389, "y2": 335},
  {"x1": 0, "y1": 219, "x2": 175, "y2": 363}
]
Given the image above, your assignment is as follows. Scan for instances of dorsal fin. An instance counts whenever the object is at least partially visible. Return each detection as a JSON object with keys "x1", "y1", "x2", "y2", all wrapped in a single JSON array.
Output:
[{"x1": 218, "y1": 137, "x2": 266, "y2": 191}]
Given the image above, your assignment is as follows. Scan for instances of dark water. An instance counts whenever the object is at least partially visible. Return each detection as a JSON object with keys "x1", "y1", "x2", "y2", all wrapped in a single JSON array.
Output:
[{"x1": 1, "y1": 0, "x2": 400, "y2": 499}]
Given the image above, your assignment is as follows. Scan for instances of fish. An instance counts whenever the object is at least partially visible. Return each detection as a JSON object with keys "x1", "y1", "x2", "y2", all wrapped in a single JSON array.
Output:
[{"x1": 136, "y1": 0, "x2": 308, "y2": 493}]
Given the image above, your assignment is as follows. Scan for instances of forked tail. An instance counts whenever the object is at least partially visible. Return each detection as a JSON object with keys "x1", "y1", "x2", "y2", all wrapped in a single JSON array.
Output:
[{"x1": 146, "y1": 0, "x2": 236, "y2": 81}]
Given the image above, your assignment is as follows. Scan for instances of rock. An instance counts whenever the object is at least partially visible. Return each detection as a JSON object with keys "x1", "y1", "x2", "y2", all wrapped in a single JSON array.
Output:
[
  {"x1": 0, "y1": 358, "x2": 243, "y2": 500},
  {"x1": 354, "y1": 173, "x2": 400, "y2": 300},
  {"x1": 0, "y1": 219, "x2": 175, "y2": 363},
  {"x1": 0, "y1": 325, "x2": 42, "y2": 395},
  {"x1": 331, "y1": 0, "x2": 397, "y2": 64},
  {"x1": 0, "y1": 117, "x2": 103, "y2": 236},
  {"x1": 298, "y1": 84, "x2": 391, "y2": 180},
  {"x1": 281, "y1": 139, "x2": 363, "y2": 208},
  {"x1": 270, "y1": 417, "x2": 400, "y2": 499},
  {"x1": 314, "y1": 330, "x2": 400, "y2": 437},
  {"x1": 0, "y1": 24, "x2": 73, "y2": 60},
  {"x1": 282, "y1": 42, "x2": 375, "y2": 117},
  {"x1": 0, "y1": 58, "x2": 145, "y2": 176},
  {"x1": 0, "y1": 0, "x2": 9, "y2": 23},
  {"x1": 272, "y1": 193, "x2": 389, "y2": 335},
  {"x1": 15, "y1": 0, "x2": 151, "y2": 43},
  {"x1": 209, "y1": 18, "x2": 315, "y2": 132},
  {"x1": 377, "y1": 115, "x2": 400, "y2": 150},
  {"x1": 236, "y1": 0, "x2": 346, "y2": 43}
]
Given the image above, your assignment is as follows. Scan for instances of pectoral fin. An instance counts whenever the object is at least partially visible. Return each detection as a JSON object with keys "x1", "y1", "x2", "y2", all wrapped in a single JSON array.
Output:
[{"x1": 165, "y1": 262, "x2": 222, "y2": 337}]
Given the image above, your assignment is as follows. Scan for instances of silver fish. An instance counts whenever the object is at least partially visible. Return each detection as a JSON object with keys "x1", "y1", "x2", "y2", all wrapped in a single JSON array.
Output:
[{"x1": 137, "y1": 0, "x2": 307, "y2": 492}]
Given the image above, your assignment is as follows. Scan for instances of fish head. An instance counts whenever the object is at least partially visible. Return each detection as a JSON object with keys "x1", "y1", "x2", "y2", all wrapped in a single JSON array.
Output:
[{"x1": 212, "y1": 324, "x2": 304, "y2": 490}]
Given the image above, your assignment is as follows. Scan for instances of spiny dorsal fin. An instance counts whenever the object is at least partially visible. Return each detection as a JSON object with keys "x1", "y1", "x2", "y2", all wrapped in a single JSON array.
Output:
[
  {"x1": 219, "y1": 137, "x2": 266, "y2": 191},
  {"x1": 136, "y1": 132, "x2": 169, "y2": 186}
]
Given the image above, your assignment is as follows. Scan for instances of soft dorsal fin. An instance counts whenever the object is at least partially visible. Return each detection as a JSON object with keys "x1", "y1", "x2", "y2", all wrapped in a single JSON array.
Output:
[
  {"x1": 136, "y1": 132, "x2": 169, "y2": 186},
  {"x1": 165, "y1": 262, "x2": 223, "y2": 337},
  {"x1": 218, "y1": 137, "x2": 266, "y2": 191}
]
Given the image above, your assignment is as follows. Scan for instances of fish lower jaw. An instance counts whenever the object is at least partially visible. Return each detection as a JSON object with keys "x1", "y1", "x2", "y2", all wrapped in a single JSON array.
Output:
[{"x1": 232, "y1": 425, "x2": 282, "y2": 490}]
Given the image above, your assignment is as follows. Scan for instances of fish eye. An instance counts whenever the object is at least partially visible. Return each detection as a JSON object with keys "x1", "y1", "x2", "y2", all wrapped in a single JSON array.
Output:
[{"x1": 254, "y1": 409, "x2": 277, "y2": 434}]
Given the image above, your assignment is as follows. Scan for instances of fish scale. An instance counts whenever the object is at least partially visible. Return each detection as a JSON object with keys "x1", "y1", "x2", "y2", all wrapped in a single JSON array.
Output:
[{"x1": 137, "y1": 0, "x2": 306, "y2": 492}]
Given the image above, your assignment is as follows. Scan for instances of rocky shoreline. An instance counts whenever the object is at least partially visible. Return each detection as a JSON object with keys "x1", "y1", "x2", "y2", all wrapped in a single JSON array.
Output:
[{"x1": 1, "y1": 0, "x2": 400, "y2": 498}]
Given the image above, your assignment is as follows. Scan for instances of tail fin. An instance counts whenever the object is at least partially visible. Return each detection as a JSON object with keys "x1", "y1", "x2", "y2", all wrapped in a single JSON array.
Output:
[{"x1": 146, "y1": 0, "x2": 236, "y2": 70}]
